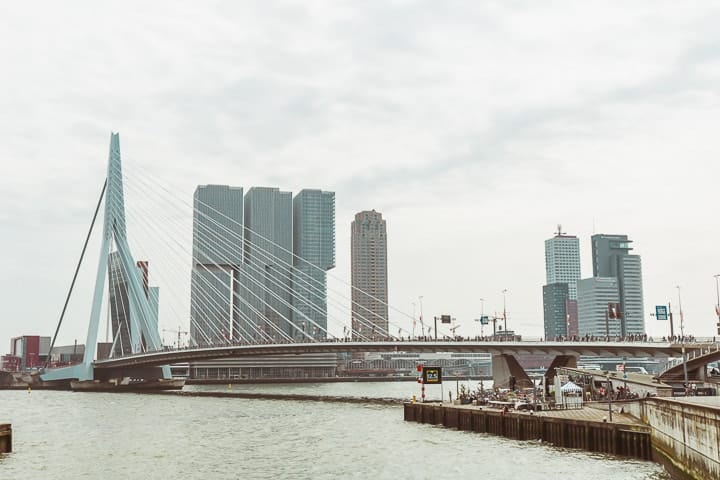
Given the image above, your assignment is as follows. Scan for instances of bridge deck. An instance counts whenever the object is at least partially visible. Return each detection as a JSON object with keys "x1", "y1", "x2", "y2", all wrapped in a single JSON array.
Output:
[{"x1": 91, "y1": 340, "x2": 703, "y2": 370}]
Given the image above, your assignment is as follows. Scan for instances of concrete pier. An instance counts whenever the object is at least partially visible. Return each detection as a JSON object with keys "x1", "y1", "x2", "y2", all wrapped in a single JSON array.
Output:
[
  {"x1": 404, "y1": 402, "x2": 652, "y2": 460},
  {"x1": 624, "y1": 397, "x2": 720, "y2": 480},
  {"x1": 0, "y1": 423, "x2": 11, "y2": 453}
]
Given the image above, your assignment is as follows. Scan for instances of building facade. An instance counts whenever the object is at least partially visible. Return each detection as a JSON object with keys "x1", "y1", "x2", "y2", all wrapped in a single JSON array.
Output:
[
  {"x1": 9, "y1": 336, "x2": 50, "y2": 370},
  {"x1": 577, "y1": 277, "x2": 620, "y2": 336},
  {"x1": 190, "y1": 185, "x2": 336, "y2": 345},
  {"x1": 591, "y1": 234, "x2": 645, "y2": 335},
  {"x1": 242, "y1": 187, "x2": 294, "y2": 341},
  {"x1": 351, "y1": 210, "x2": 389, "y2": 339},
  {"x1": 545, "y1": 229, "x2": 581, "y2": 298},
  {"x1": 190, "y1": 185, "x2": 244, "y2": 345},
  {"x1": 543, "y1": 283, "x2": 574, "y2": 339},
  {"x1": 292, "y1": 189, "x2": 335, "y2": 340},
  {"x1": 542, "y1": 228, "x2": 581, "y2": 338}
]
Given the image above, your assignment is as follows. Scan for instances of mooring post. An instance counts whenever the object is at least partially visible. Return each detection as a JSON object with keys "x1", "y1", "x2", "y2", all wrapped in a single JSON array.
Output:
[{"x1": 0, "y1": 423, "x2": 11, "y2": 453}]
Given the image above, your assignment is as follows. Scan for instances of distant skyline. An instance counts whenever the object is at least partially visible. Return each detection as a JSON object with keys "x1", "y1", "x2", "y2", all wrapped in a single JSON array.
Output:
[{"x1": 2, "y1": 2, "x2": 720, "y2": 349}]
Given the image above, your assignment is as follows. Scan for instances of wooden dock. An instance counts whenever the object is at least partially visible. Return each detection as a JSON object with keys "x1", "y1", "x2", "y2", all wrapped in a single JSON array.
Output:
[
  {"x1": 0, "y1": 423, "x2": 11, "y2": 453},
  {"x1": 404, "y1": 402, "x2": 652, "y2": 460}
]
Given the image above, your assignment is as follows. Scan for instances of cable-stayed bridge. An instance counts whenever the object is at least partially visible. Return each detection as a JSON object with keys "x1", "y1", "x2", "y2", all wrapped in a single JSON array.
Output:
[{"x1": 38, "y1": 133, "x2": 710, "y2": 390}]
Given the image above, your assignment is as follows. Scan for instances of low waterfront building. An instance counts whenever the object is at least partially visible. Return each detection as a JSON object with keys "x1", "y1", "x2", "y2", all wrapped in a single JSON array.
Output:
[{"x1": 188, "y1": 353, "x2": 338, "y2": 380}]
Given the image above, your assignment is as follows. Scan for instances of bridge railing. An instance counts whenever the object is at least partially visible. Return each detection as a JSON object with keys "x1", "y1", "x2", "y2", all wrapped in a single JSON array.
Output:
[
  {"x1": 97, "y1": 334, "x2": 716, "y2": 361},
  {"x1": 658, "y1": 343, "x2": 720, "y2": 376}
]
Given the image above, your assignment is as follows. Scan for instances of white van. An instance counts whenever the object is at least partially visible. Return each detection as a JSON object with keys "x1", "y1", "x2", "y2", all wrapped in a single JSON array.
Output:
[{"x1": 624, "y1": 366, "x2": 649, "y2": 374}]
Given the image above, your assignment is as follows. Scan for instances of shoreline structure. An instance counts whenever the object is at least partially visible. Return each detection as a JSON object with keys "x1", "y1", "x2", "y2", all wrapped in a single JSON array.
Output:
[{"x1": 404, "y1": 398, "x2": 719, "y2": 480}]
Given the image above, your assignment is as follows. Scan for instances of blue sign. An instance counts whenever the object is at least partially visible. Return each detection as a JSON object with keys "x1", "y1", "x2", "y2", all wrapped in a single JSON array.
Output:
[
  {"x1": 655, "y1": 305, "x2": 668, "y2": 321},
  {"x1": 480, "y1": 315, "x2": 489, "y2": 325}
]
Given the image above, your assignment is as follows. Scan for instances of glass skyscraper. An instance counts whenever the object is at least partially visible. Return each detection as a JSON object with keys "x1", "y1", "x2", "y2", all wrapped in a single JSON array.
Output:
[
  {"x1": 242, "y1": 187, "x2": 294, "y2": 341},
  {"x1": 190, "y1": 185, "x2": 336, "y2": 344},
  {"x1": 591, "y1": 234, "x2": 645, "y2": 336},
  {"x1": 542, "y1": 228, "x2": 581, "y2": 339},
  {"x1": 544, "y1": 229, "x2": 581, "y2": 299},
  {"x1": 577, "y1": 277, "x2": 620, "y2": 336},
  {"x1": 292, "y1": 189, "x2": 335, "y2": 340},
  {"x1": 190, "y1": 185, "x2": 244, "y2": 345},
  {"x1": 351, "y1": 210, "x2": 388, "y2": 339}
]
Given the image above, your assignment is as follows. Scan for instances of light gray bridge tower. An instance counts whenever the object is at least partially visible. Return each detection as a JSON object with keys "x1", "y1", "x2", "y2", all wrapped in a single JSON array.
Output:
[{"x1": 41, "y1": 133, "x2": 168, "y2": 382}]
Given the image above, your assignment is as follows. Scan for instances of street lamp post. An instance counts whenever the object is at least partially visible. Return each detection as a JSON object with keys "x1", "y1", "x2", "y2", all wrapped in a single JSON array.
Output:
[
  {"x1": 714, "y1": 275, "x2": 720, "y2": 337},
  {"x1": 502, "y1": 289, "x2": 508, "y2": 333},
  {"x1": 480, "y1": 298, "x2": 485, "y2": 337},
  {"x1": 677, "y1": 286, "x2": 689, "y2": 393},
  {"x1": 412, "y1": 302, "x2": 416, "y2": 339}
]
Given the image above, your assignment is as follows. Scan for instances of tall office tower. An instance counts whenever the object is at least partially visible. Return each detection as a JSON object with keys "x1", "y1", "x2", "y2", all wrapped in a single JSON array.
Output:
[
  {"x1": 542, "y1": 227, "x2": 581, "y2": 339},
  {"x1": 591, "y1": 234, "x2": 645, "y2": 335},
  {"x1": 351, "y1": 210, "x2": 388, "y2": 340},
  {"x1": 292, "y1": 189, "x2": 335, "y2": 340},
  {"x1": 577, "y1": 277, "x2": 620, "y2": 336},
  {"x1": 545, "y1": 227, "x2": 581, "y2": 298},
  {"x1": 108, "y1": 253, "x2": 159, "y2": 355},
  {"x1": 190, "y1": 185, "x2": 244, "y2": 345},
  {"x1": 242, "y1": 187, "x2": 293, "y2": 341}
]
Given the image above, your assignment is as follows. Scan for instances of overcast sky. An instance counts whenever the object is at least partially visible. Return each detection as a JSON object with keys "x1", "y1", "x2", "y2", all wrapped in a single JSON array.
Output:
[{"x1": 2, "y1": 1, "x2": 720, "y2": 350}]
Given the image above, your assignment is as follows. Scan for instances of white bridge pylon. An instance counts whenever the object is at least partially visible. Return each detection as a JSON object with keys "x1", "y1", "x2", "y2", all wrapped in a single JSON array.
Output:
[{"x1": 42, "y1": 133, "x2": 169, "y2": 382}]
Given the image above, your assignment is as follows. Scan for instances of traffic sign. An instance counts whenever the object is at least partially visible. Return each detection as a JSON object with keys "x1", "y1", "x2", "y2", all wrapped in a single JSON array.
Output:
[
  {"x1": 422, "y1": 367, "x2": 443, "y2": 384},
  {"x1": 655, "y1": 305, "x2": 668, "y2": 321}
]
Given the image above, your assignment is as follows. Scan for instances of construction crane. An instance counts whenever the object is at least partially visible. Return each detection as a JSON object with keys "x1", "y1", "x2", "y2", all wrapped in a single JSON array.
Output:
[
  {"x1": 450, "y1": 324, "x2": 461, "y2": 337},
  {"x1": 162, "y1": 326, "x2": 188, "y2": 348}
]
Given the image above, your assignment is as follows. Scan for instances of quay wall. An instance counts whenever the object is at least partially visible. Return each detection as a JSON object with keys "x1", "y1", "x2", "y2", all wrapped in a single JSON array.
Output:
[
  {"x1": 0, "y1": 423, "x2": 11, "y2": 453},
  {"x1": 403, "y1": 403, "x2": 651, "y2": 460},
  {"x1": 625, "y1": 399, "x2": 720, "y2": 480}
]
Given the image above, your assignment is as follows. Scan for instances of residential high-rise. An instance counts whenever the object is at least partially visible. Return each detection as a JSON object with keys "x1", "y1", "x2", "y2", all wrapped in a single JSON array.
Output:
[
  {"x1": 542, "y1": 227, "x2": 581, "y2": 339},
  {"x1": 242, "y1": 187, "x2": 293, "y2": 341},
  {"x1": 190, "y1": 185, "x2": 244, "y2": 345},
  {"x1": 292, "y1": 189, "x2": 335, "y2": 340},
  {"x1": 351, "y1": 210, "x2": 388, "y2": 339},
  {"x1": 591, "y1": 234, "x2": 645, "y2": 336}
]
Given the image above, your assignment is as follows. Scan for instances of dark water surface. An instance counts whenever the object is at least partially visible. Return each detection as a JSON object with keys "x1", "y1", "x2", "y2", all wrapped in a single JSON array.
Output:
[{"x1": 1, "y1": 383, "x2": 671, "y2": 480}]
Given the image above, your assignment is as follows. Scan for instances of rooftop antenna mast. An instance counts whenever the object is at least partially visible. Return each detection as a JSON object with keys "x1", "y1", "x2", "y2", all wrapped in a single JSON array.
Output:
[{"x1": 556, "y1": 224, "x2": 565, "y2": 236}]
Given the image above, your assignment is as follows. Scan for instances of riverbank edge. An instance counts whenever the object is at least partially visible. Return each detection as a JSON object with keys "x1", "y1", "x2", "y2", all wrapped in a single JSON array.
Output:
[
  {"x1": 149, "y1": 390, "x2": 405, "y2": 405},
  {"x1": 0, "y1": 375, "x2": 491, "y2": 390},
  {"x1": 404, "y1": 402, "x2": 652, "y2": 459}
]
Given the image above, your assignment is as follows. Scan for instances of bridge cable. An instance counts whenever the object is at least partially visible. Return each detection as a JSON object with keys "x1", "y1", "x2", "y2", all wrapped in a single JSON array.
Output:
[{"x1": 44, "y1": 180, "x2": 107, "y2": 369}]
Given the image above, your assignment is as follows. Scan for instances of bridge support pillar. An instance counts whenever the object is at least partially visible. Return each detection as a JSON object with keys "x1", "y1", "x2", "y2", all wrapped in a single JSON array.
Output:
[
  {"x1": 691, "y1": 364, "x2": 706, "y2": 382},
  {"x1": 544, "y1": 355, "x2": 578, "y2": 394},
  {"x1": 492, "y1": 354, "x2": 531, "y2": 389}
]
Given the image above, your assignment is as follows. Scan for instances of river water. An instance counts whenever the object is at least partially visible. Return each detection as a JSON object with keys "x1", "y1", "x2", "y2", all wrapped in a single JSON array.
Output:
[{"x1": 1, "y1": 382, "x2": 671, "y2": 480}]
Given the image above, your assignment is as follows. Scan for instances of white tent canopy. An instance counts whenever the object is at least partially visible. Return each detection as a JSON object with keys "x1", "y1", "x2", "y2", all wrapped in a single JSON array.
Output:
[{"x1": 560, "y1": 381, "x2": 583, "y2": 393}]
